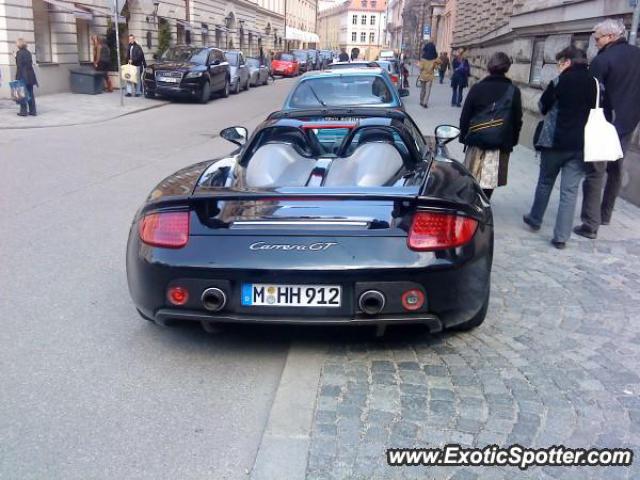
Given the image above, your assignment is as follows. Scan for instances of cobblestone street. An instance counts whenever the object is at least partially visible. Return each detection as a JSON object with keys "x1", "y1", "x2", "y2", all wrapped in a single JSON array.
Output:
[{"x1": 305, "y1": 80, "x2": 640, "y2": 480}]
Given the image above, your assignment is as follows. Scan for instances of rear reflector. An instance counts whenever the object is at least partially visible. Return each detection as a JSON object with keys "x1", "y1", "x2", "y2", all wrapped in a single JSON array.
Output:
[
  {"x1": 167, "y1": 286, "x2": 189, "y2": 305},
  {"x1": 391, "y1": 74, "x2": 399, "y2": 84},
  {"x1": 139, "y1": 211, "x2": 189, "y2": 248},
  {"x1": 401, "y1": 289, "x2": 425, "y2": 311},
  {"x1": 408, "y1": 212, "x2": 478, "y2": 251}
]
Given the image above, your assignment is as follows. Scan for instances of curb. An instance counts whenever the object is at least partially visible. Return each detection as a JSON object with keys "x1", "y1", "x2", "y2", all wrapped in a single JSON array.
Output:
[
  {"x1": 250, "y1": 343, "x2": 324, "y2": 480},
  {"x1": 0, "y1": 101, "x2": 170, "y2": 130}
]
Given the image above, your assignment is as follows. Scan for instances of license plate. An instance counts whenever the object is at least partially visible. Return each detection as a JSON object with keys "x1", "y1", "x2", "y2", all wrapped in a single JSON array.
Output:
[
  {"x1": 242, "y1": 284, "x2": 341, "y2": 307},
  {"x1": 159, "y1": 76, "x2": 180, "y2": 83}
]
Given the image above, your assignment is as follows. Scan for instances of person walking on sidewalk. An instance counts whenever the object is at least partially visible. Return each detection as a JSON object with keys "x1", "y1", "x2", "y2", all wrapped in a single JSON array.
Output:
[
  {"x1": 451, "y1": 48, "x2": 470, "y2": 107},
  {"x1": 125, "y1": 34, "x2": 146, "y2": 97},
  {"x1": 573, "y1": 19, "x2": 640, "y2": 239},
  {"x1": 459, "y1": 52, "x2": 522, "y2": 200},
  {"x1": 94, "y1": 36, "x2": 113, "y2": 93},
  {"x1": 438, "y1": 52, "x2": 450, "y2": 84},
  {"x1": 418, "y1": 42, "x2": 440, "y2": 108},
  {"x1": 338, "y1": 48, "x2": 349, "y2": 62},
  {"x1": 524, "y1": 46, "x2": 597, "y2": 249},
  {"x1": 15, "y1": 38, "x2": 37, "y2": 117}
]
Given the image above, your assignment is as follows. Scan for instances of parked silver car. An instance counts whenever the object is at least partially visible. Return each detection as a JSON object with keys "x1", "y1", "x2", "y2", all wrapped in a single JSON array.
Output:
[
  {"x1": 246, "y1": 57, "x2": 270, "y2": 86},
  {"x1": 224, "y1": 50, "x2": 250, "y2": 94}
]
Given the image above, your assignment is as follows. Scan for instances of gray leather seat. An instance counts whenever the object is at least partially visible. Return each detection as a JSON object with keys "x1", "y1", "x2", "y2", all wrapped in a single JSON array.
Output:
[
  {"x1": 324, "y1": 142, "x2": 403, "y2": 187},
  {"x1": 246, "y1": 143, "x2": 315, "y2": 188}
]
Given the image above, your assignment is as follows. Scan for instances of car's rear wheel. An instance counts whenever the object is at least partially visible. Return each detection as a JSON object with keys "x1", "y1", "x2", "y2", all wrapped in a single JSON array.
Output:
[
  {"x1": 233, "y1": 79, "x2": 241, "y2": 94},
  {"x1": 220, "y1": 78, "x2": 230, "y2": 98},
  {"x1": 451, "y1": 289, "x2": 490, "y2": 331},
  {"x1": 199, "y1": 81, "x2": 210, "y2": 104},
  {"x1": 244, "y1": 77, "x2": 250, "y2": 91}
]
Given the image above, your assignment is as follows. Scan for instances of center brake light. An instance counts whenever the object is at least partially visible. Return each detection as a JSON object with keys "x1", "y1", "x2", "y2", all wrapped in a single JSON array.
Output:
[
  {"x1": 139, "y1": 211, "x2": 189, "y2": 248},
  {"x1": 408, "y1": 211, "x2": 478, "y2": 251}
]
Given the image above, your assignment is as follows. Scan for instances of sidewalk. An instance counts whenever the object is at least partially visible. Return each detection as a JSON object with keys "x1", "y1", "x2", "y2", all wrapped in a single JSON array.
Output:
[{"x1": 0, "y1": 90, "x2": 169, "y2": 129}]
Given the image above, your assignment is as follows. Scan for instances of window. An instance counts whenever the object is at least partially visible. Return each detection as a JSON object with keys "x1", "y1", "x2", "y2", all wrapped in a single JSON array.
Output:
[
  {"x1": 369, "y1": 32, "x2": 375, "y2": 43},
  {"x1": 361, "y1": 15, "x2": 367, "y2": 25},
  {"x1": 362, "y1": 0, "x2": 368, "y2": 6},
  {"x1": 529, "y1": 37, "x2": 545, "y2": 86},
  {"x1": 352, "y1": 32, "x2": 357, "y2": 42},
  {"x1": 371, "y1": 0, "x2": 377, "y2": 7},
  {"x1": 202, "y1": 24, "x2": 209, "y2": 46},
  {"x1": 571, "y1": 33, "x2": 590, "y2": 52},
  {"x1": 177, "y1": 23, "x2": 185, "y2": 44},
  {"x1": 215, "y1": 28, "x2": 222, "y2": 48},
  {"x1": 370, "y1": 15, "x2": 376, "y2": 25},
  {"x1": 76, "y1": 19, "x2": 91, "y2": 62},
  {"x1": 352, "y1": 14, "x2": 357, "y2": 25},
  {"x1": 32, "y1": 0, "x2": 53, "y2": 63},
  {"x1": 360, "y1": 32, "x2": 366, "y2": 42}
]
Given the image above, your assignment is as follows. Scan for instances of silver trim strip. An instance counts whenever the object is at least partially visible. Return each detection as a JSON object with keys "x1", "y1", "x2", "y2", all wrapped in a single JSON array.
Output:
[{"x1": 232, "y1": 220, "x2": 368, "y2": 226}]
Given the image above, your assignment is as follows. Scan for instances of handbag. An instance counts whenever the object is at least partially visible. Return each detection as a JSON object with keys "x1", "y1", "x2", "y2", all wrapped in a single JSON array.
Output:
[
  {"x1": 9, "y1": 80, "x2": 27, "y2": 103},
  {"x1": 584, "y1": 78, "x2": 623, "y2": 162},
  {"x1": 465, "y1": 85, "x2": 515, "y2": 149},
  {"x1": 121, "y1": 63, "x2": 139, "y2": 84}
]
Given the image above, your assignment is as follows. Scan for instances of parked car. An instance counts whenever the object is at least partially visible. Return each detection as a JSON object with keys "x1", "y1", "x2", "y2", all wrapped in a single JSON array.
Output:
[
  {"x1": 306, "y1": 50, "x2": 322, "y2": 70},
  {"x1": 283, "y1": 68, "x2": 408, "y2": 111},
  {"x1": 126, "y1": 109, "x2": 493, "y2": 335},
  {"x1": 292, "y1": 50, "x2": 312, "y2": 73},
  {"x1": 246, "y1": 57, "x2": 270, "y2": 86},
  {"x1": 375, "y1": 60, "x2": 402, "y2": 89},
  {"x1": 224, "y1": 50, "x2": 250, "y2": 94},
  {"x1": 271, "y1": 52, "x2": 300, "y2": 77},
  {"x1": 319, "y1": 50, "x2": 333, "y2": 68},
  {"x1": 143, "y1": 46, "x2": 230, "y2": 103},
  {"x1": 325, "y1": 61, "x2": 379, "y2": 71}
]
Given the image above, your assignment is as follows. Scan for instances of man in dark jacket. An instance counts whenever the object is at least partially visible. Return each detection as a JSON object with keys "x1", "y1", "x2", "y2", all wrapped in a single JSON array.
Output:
[
  {"x1": 574, "y1": 19, "x2": 640, "y2": 238},
  {"x1": 338, "y1": 48, "x2": 349, "y2": 62},
  {"x1": 15, "y1": 38, "x2": 37, "y2": 116},
  {"x1": 125, "y1": 34, "x2": 146, "y2": 97},
  {"x1": 524, "y1": 46, "x2": 597, "y2": 249}
]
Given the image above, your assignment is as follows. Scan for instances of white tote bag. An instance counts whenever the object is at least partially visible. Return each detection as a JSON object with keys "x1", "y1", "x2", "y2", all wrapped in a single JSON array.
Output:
[
  {"x1": 584, "y1": 78, "x2": 623, "y2": 162},
  {"x1": 121, "y1": 63, "x2": 139, "y2": 84}
]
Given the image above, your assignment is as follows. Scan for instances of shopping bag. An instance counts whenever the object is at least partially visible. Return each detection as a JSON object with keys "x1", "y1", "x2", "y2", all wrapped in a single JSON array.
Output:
[
  {"x1": 9, "y1": 80, "x2": 27, "y2": 103},
  {"x1": 584, "y1": 78, "x2": 623, "y2": 162},
  {"x1": 121, "y1": 63, "x2": 139, "y2": 84}
]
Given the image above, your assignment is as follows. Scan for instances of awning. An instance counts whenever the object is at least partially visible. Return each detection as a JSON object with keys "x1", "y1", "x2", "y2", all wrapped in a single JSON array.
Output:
[
  {"x1": 284, "y1": 26, "x2": 319, "y2": 43},
  {"x1": 43, "y1": 0, "x2": 92, "y2": 20}
]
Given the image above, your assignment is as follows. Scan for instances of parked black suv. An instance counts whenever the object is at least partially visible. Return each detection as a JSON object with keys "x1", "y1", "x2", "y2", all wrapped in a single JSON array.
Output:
[
  {"x1": 143, "y1": 46, "x2": 230, "y2": 103},
  {"x1": 291, "y1": 50, "x2": 312, "y2": 73}
]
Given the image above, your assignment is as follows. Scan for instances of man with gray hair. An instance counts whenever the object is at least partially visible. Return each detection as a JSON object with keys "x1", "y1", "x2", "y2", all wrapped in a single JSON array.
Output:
[{"x1": 574, "y1": 19, "x2": 640, "y2": 239}]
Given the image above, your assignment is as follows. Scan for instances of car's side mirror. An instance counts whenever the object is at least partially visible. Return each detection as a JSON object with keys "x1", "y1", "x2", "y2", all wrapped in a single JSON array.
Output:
[
  {"x1": 398, "y1": 88, "x2": 410, "y2": 97},
  {"x1": 435, "y1": 125, "x2": 461, "y2": 145},
  {"x1": 220, "y1": 126, "x2": 248, "y2": 147}
]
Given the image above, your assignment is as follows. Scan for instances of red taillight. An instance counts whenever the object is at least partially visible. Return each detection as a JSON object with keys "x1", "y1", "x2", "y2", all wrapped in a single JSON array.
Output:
[
  {"x1": 401, "y1": 289, "x2": 425, "y2": 311},
  {"x1": 167, "y1": 286, "x2": 189, "y2": 305},
  {"x1": 408, "y1": 212, "x2": 478, "y2": 251},
  {"x1": 139, "y1": 211, "x2": 189, "y2": 248},
  {"x1": 391, "y1": 74, "x2": 399, "y2": 84}
]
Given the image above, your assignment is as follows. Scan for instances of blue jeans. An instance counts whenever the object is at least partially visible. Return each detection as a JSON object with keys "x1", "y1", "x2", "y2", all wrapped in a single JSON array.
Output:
[
  {"x1": 126, "y1": 65, "x2": 142, "y2": 95},
  {"x1": 451, "y1": 85, "x2": 464, "y2": 106},
  {"x1": 527, "y1": 149, "x2": 585, "y2": 243}
]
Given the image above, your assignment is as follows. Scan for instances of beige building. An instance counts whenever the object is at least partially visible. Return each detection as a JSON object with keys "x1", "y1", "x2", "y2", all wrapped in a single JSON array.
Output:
[
  {"x1": 284, "y1": 0, "x2": 319, "y2": 49},
  {"x1": 0, "y1": 0, "x2": 285, "y2": 97},
  {"x1": 384, "y1": 0, "x2": 403, "y2": 51},
  {"x1": 318, "y1": 0, "x2": 386, "y2": 59},
  {"x1": 451, "y1": 0, "x2": 640, "y2": 205}
]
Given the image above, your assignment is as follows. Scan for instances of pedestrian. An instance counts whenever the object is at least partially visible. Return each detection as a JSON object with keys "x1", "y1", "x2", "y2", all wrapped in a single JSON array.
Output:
[
  {"x1": 125, "y1": 34, "x2": 146, "y2": 97},
  {"x1": 418, "y1": 41, "x2": 440, "y2": 108},
  {"x1": 523, "y1": 46, "x2": 597, "y2": 249},
  {"x1": 438, "y1": 52, "x2": 450, "y2": 84},
  {"x1": 573, "y1": 19, "x2": 640, "y2": 239},
  {"x1": 338, "y1": 48, "x2": 349, "y2": 62},
  {"x1": 459, "y1": 52, "x2": 522, "y2": 200},
  {"x1": 350, "y1": 47, "x2": 360, "y2": 61},
  {"x1": 451, "y1": 48, "x2": 470, "y2": 107},
  {"x1": 94, "y1": 36, "x2": 113, "y2": 93},
  {"x1": 15, "y1": 38, "x2": 37, "y2": 117}
]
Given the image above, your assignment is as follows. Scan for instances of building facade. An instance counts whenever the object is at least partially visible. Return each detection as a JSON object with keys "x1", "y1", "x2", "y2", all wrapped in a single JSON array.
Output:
[
  {"x1": 451, "y1": 0, "x2": 640, "y2": 205},
  {"x1": 0, "y1": 0, "x2": 285, "y2": 97},
  {"x1": 284, "y1": 0, "x2": 319, "y2": 49},
  {"x1": 384, "y1": 0, "x2": 403, "y2": 51},
  {"x1": 318, "y1": 0, "x2": 386, "y2": 59}
]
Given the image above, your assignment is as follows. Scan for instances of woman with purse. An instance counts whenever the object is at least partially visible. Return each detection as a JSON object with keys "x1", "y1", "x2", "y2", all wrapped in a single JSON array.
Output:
[
  {"x1": 523, "y1": 46, "x2": 597, "y2": 249},
  {"x1": 15, "y1": 38, "x2": 37, "y2": 117},
  {"x1": 459, "y1": 52, "x2": 523, "y2": 200}
]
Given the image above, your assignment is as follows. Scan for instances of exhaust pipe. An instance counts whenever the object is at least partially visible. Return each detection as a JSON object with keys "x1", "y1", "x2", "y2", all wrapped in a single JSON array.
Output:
[
  {"x1": 358, "y1": 290, "x2": 386, "y2": 315},
  {"x1": 201, "y1": 287, "x2": 227, "y2": 312}
]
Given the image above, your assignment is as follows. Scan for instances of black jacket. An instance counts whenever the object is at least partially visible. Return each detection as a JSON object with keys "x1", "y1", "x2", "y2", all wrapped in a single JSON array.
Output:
[
  {"x1": 15, "y1": 47, "x2": 38, "y2": 86},
  {"x1": 338, "y1": 52, "x2": 349, "y2": 62},
  {"x1": 126, "y1": 42, "x2": 146, "y2": 67},
  {"x1": 590, "y1": 38, "x2": 640, "y2": 137},
  {"x1": 538, "y1": 63, "x2": 597, "y2": 151},
  {"x1": 459, "y1": 74, "x2": 523, "y2": 152}
]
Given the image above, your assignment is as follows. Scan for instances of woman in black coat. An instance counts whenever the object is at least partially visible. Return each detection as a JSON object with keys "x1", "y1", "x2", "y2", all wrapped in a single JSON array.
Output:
[
  {"x1": 459, "y1": 52, "x2": 523, "y2": 199},
  {"x1": 15, "y1": 38, "x2": 37, "y2": 116}
]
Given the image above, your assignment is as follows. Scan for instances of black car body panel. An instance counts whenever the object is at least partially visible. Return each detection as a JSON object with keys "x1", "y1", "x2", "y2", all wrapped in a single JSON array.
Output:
[
  {"x1": 144, "y1": 46, "x2": 229, "y2": 101},
  {"x1": 127, "y1": 109, "x2": 493, "y2": 332}
]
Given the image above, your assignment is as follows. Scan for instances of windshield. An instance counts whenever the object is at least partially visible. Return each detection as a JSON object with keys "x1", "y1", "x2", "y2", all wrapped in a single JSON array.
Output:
[
  {"x1": 225, "y1": 52, "x2": 239, "y2": 66},
  {"x1": 161, "y1": 47, "x2": 209, "y2": 65},
  {"x1": 246, "y1": 58, "x2": 260, "y2": 67},
  {"x1": 293, "y1": 51, "x2": 307, "y2": 61},
  {"x1": 288, "y1": 75, "x2": 395, "y2": 108},
  {"x1": 274, "y1": 53, "x2": 294, "y2": 61}
]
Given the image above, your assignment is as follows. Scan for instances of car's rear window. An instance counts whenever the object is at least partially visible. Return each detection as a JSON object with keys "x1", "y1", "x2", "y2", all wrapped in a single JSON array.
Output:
[
  {"x1": 246, "y1": 58, "x2": 260, "y2": 67},
  {"x1": 275, "y1": 53, "x2": 294, "y2": 61},
  {"x1": 225, "y1": 52, "x2": 239, "y2": 66},
  {"x1": 288, "y1": 76, "x2": 395, "y2": 108}
]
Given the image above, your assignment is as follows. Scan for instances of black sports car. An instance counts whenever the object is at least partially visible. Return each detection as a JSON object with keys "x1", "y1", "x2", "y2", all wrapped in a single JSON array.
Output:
[{"x1": 126, "y1": 108, "x2": 493, "y2": 334}]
